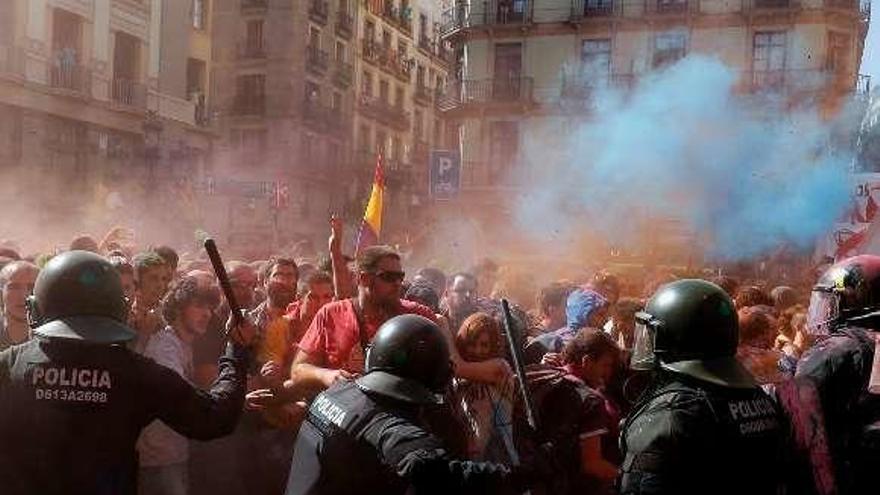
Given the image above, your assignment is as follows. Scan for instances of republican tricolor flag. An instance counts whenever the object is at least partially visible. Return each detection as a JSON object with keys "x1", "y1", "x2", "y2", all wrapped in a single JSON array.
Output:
[{"x1": 355, "y1": 154, "x2": 385, "y2": 256}]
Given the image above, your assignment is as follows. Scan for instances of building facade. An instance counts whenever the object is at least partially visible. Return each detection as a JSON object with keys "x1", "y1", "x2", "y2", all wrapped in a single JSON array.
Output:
[
  {"x1": 0, "y1": 0, "x2": 217, "y2": 246},
  {"x1": 351, "y1": 0, "x2": 455, "y2": 238},
  {"x1": 441, "y1": 0, "x2": 870, "y2": 191}
]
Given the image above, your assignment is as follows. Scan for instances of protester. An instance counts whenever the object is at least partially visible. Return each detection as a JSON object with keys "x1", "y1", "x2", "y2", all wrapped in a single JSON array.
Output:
[
  {"x1": 524, "y1": 329, "x2": 622, "y2": 494},
  {"x1": 153, "y1": 245, "x2": 180, "y2": 281},
  {"x1": 130, "y1": 251, "x2": 170, "y2": 352},
  {"x1": 737, "y1": 306, "x2": 788, "y2": 384},
  {"x1": 608, "y1": 297, "x2": 643, "y2": 351},
  {"x1": 109, "y1": 255, "x2": 136, "y2": 302},
  {"x1": 412, "y1": 266, "x2": 447, "y2": 297},
  {"x1": 69, "y1": 234, "x2": 100, "y2": 253},
  {"x1": 284, "y1": 270, "x2": 334, "y2": 346},
  {"x1": 452, "y1": 312, "x2": 518, "y2": 464},
  {"x1": 404, "y1": 280, "x2": 441, "y2": 313},
  {"x1": 524, "y1": 288, "x2": 609, "y2": 365},
  {"x1": 0, "y1": 261, "x2": 39, "y2": 350},
  {"x1": 138, "y1": 276, "x2": 220, "y2": 495},
  {"x1": 533, "y1": 281, "x2": 573, "y2": 337}
]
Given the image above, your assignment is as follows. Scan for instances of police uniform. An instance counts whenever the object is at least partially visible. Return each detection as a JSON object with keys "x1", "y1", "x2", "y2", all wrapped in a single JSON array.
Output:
[
  {"x1": 286, "y1": 314, "x2": 549, "y2": 495},
  {"x1": 0, "y1": 250, "x2": 251, "y2": 495},
  {"x1": 619, "y1": 375, "x2": 781, "y2": 495},
  {"x1": 620, "y1": 279, "x2": 784, "y2": 495},
  {"x1": 795, "y1": 327, "x2": 880, "y2": 495}
]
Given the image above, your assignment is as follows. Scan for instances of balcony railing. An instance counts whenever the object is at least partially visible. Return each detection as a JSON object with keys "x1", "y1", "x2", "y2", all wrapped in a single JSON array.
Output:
[
  {"x1": 570, "y1": 0, "x2": 616, "y2": 20},
  {"x1": 439, "y1": 77, "x2": 534, "y2": 111},
  {"x1": 560, "y1": 73, "x2": 635, "y2": 101},
  {"x1": 111, "y1": 78, "x2": 147, "y2": 108},
  {"x1": 336, "y1": 12, "x2": 353, "y2": 39},
  {"x1": 649, "y1": 0, "x2": 693, "y2": 14},
  {"x1": 742, "y1": 69, "x2": 872, "y2": 96},
  {"x1": 358, "y1": 94, "x2": 410, "y2": 131},
  {"x1": 238, "y1": 41, "x2": 267, "y2": 59},
  {"x1": 309, "y1": 0, "x2": 329, "y2": 25},
  {"x1": 387, "y1": 52, "x2": 413, "y2": 82},
  {"x1": 361, "y1": 39, "x2": 380, "y2": 65},
  {"x1": 440, "y1": 0, "x2": 532, "y2": 36},
  {"x1": 241, "y1": 0, "x2": 268, "y2": 10},
  {"x1": 752, "y1": 0, "x2": 793, "y2": 8},
  {"x1": 307, "y1": 45, "x2": 329, "y2": 74},
  {"x1": 49, "y1": 63, "x2": 91, "y2": 94},
  {"x1": 232, "y1": 94, "x2": 266, "y2": 116},
  {"x1": 334, "y1": 61, "x2": 353, "y2": 87}
]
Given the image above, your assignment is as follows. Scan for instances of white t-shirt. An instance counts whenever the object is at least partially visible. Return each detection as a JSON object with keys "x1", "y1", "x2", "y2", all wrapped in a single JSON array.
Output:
[{"x1": 137, "y1": 326, "x2": 193, "y2": 467}]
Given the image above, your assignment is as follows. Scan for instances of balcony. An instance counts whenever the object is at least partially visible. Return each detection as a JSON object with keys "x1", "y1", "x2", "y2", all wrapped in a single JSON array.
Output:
[
  {"x1": 414, "y1": 84, "x2": 432, "y2": 106},
  {"x1": 241, "y1": 0, "x2": 268, "y2": 11},
  {"x1": 306, "y1": 45, "x2": 329, "y2": 75},
  {"x1": 560, "y1": 73, "x2": 635, "y2": 107},
  {"x1": 358, "y1": 94, "x2": 410, "y2": 131},
  {"x1": 440, "y1": 0, "x2": 533, "y2": 37},
  {"x1": 649, "y1": 0, "x2": 693, "y2": 15},
  {"x1": 49, "y1": 63, "x2": 91, "y2": 94},
  {"x1": 741, "y1": 69, "x2": 872, "y2": 97},
  {"x1": 309, "y1": 0, "x2": 328, "y2": 25},
  {"x1": 438, "y1": 77, "x2": 534, "y2": 113},
  {"x1": 334, "y1": 60, "x2": 353, "y2": 87},
  {"x1": 238, "y1": 41, "x2": 267, "y2": 60},
  {"x1": 570, "y1": 0, "x2": 616, "y2": 21},
  {"x1": 336, "y1": 11, "x2": 353, "y2": 39},
  {"x1": 751, "y1": 0, "x2": 793, "y2": 8},
  {"x1": 387, "y1": 52, "x2": 412, "y2": 83},
  {"x1": 111, "y1": 78, "x2": 147, "y2": 108},
  {"x1": 361, "y1": 39, "x2": 381, "y2": 65},
  {"x1": 232, "y1": 94, "x2": 266, "y2": 116}
]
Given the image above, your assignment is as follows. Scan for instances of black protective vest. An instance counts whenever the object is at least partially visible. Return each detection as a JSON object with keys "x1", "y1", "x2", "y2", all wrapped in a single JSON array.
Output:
[
  {"x1": 619, "y1": 376, "x2": 783, "y2": 495},
  {"x1": 0, "y1": 337, "x2": 247, "y2": 495}
]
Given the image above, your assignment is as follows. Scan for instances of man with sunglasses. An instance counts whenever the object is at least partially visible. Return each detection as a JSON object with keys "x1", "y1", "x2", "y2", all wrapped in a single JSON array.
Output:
[{"x1": 288, "y1": 245, "x2": 435, "y2": 399}]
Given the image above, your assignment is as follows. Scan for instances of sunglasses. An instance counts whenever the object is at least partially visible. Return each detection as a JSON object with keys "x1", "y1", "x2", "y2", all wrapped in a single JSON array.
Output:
[{"x1": 373, "y1": 270, "x2": 406, "y2": 283}]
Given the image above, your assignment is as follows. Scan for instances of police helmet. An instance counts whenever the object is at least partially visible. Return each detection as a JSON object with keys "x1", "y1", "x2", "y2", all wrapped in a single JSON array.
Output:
[
  {"x1": 807, "y1": 255, "x2": 880, "y2": 336},
  {"x1": 632, "y1": 279, "x2": 756, "y2": 389},
  {"x1": 29, "y1": 250, "x2": 135, "y2": 344},
  {"x1": 356, "y1": 314, "x2": 453, "y2": 405}
]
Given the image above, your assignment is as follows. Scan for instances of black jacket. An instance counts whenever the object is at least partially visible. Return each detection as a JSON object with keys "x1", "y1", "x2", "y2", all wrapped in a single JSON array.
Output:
[
  {"x1": 619, "y1": 374, "x2": 783, "y2": 495},
  {"x1": 0, "y1": 336, "x2": 249, "y2": 495},
  {"x1": 286, "y1": 380, "x2": 537, "y2": 495}
]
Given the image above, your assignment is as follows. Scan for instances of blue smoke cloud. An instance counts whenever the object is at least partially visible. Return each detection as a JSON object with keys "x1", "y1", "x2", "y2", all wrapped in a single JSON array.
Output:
[{"x1": 516, "y1": 55, "x2": 853, "y2": 261}]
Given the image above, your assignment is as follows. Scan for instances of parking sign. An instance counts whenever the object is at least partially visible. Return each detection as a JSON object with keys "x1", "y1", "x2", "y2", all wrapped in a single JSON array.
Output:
[{"x1": 429, "y1": 150, "x2": 461, "y2": 200}]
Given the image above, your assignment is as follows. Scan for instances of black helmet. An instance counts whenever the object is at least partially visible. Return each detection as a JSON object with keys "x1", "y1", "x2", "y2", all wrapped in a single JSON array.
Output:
[
  {"x1": 807, "y1": 255, "x2": 880, "y2": 336},
  {"x1": 29, "y1": 250, "x2": 135, "y2": 344},
  {"x1": 356, "y1": 314, "x2": 453, "y2": 405},
  {"x1": 632, "y1": 279, "x2": 755, "y2": 389}
]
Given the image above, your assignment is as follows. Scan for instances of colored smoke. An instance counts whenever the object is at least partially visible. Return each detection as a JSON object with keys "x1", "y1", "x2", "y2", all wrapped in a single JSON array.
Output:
[{"x1": 516, "y1": 55, "x2": 854, "y2": 261}]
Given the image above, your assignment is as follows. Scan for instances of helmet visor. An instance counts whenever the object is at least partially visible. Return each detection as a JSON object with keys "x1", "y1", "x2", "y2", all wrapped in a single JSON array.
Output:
[
  {"x1": 631, "y1": 313, "x2": 657, "y2": 371},
  {"x1": 806, "y1": 288, "x2": 839, "y2": 337}
]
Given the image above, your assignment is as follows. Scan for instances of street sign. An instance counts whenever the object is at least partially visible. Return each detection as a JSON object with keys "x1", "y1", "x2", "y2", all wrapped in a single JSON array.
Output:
[{"x1": 429, "y1": 150, "x2": 461, "y2": 200}]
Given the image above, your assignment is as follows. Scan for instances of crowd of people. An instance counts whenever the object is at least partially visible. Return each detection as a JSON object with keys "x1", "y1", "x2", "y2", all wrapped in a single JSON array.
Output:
[{"x1": 0, "y1": 217, "x2": 876, "y2": 495}]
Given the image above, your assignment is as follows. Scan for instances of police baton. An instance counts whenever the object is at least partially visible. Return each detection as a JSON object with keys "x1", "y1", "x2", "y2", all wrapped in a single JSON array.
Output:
[
  {"x1": 203, "y1": 237, "x2": 244, "y2": 337},
  {"x1": 501, "y1": 298, "x2": 540, "y2": 433}
]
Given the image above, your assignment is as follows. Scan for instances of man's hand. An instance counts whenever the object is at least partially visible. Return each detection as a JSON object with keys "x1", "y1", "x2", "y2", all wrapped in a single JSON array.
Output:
[
  {"x1": 329, "y1": 215, "x2": 343, "y2": 255},
  {"x1": 320, "y1": 368, "x2": 355, "y2": 388},
  {"x1": 261, "y1": 360, "x2": 284, "y2": 389},
  {"x1": 226, "y1": 310, "x2": 257, "y2": 347},
  {"x1": 245, "y1": 389, "x2": 281, "y2": 411},
  {"x1": 541, "y1": 352, "x2": 563, "y2": 367}
]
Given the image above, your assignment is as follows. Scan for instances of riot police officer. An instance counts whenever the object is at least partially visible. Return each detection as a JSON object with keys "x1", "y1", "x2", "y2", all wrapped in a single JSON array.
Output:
[
  {"x1": 794, "y1": 255, "x2": 880, "y2": 495},
  {"x1": 286, "y1": 313, "x2": 553, "y2": 495},
  {"x1": 0, "y1": 251, "x2": 254, "y2": 495},
  {"x1": 619, "y1": 279, "x2": 782, "y2": 495}
]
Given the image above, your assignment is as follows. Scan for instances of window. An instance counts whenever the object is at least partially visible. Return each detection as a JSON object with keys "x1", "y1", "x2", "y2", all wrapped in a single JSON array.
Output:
[
  {"x1": 752, "y1": 32, "x2": 786, "y2": 89},
  {"x1": 582, "y1": 39, "x2": 611, "y2": 78},
  {"x1": 657, "y1": 0, "x2": 687, "y2": 13},
  {"x1": 365, "y1": 20, "x2": 375, "y2": 41},
  {"x1": 379, "y1": 79, "x2": 389, "y2": 104},
  {"x1": 192, "y1": 0, "x2": 206, "y2": 30},
  {"x1": 246, "y1": 20, "x2": 264, "y2": 54},
  {"x1": 332, "y1": 91, "x2": 342, "y2": 112},
  {"x1": 419, "y1": 14, "x2": 428, "y2": 40},
  {"x1": 395, "y1": 86, "x2": 404, "y2": 108},
  {"x1": 391, "y1": 136, "x2": 402, "y2": 162},
  {"x1": 826, "y1": 31, "x2": 851, "y2": 73},
  {"x1": 359, "y1": 124, "x2": 371, "y2": 152},
  {"x1": 414, "y1": 109, "x2": 423, "y2": 139},
  {"x1": 489, "y1": 121, "x2": 519, "y2": 184},
  {"x1": 336, "y1": 41, "x2": 346, "y2": 62},
  {"x1": 417, "y1": 65, "x2": 426, "y2": 88},
  {"x1": 376, "y1": 130, "x2": 387, "y2": 155},
  {"x1": 186, "y1": 58, "x2": 206, "y2": 99},
  {"x1": 653, "y1": 32, "x2": 687, "y2": 69},
  {"x1": 382, "y1": 30, "x2": 392, "y2": 50},
  {"x1": 433, "y1": 118, "x2": 441, "y2": 146},
  {"x1": 493, "y1": 43, "x2": 523, "y2": 101},
  {"x1": 309, "y1": 27, "x2": 321, "y2": 48},
  {"x1": 362, "y1": 70, "x2": 374, "y2": 97}
]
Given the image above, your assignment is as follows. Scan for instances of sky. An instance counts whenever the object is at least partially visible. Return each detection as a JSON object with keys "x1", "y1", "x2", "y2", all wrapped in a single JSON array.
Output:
[{"x1": 865, "y1": 4, "x2": 879, "y2": 90}]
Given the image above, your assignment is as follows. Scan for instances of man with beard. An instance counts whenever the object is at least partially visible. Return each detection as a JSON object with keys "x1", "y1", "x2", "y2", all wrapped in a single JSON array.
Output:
[
  {"x1": 251, "y1": 258, "x2": 299, "y2": 372},
  {"x1": 0, "y1": 261, "x2": 39, "y2": 351},
  {"x1": 288, "y1": 246, "x2": 435, "y2": 398},
  {"x1": 138, "y1": 276, "x2": 220, "y2": 495},
  {"x1": 130, "y1": 252, "x2": 171, "y2": 353},
  {"x1": 444, "y1": 273, "x2": 482, "y2": 333}
]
